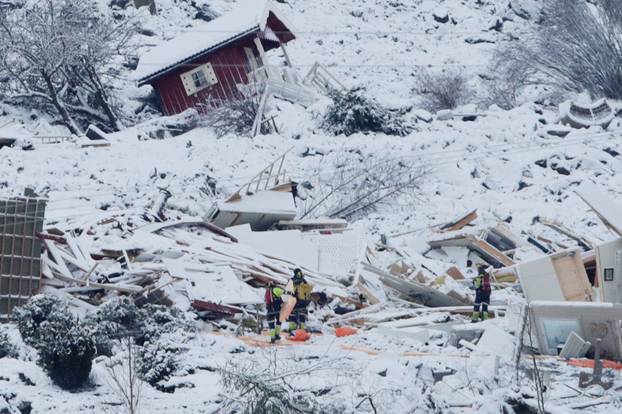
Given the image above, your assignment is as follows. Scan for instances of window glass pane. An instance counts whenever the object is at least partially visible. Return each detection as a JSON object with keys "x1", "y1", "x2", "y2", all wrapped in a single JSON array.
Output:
[
  {"x1": 192, "y1": 70, "x2": 208, "y2": 89},
  {"x1": 541, "y1": 318, "x2": 582, "y2": 350}
]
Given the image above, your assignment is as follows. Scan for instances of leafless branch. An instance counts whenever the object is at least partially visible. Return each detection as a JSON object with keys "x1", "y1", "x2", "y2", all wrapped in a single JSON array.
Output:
[
  {"x1": 301, "y1": 154, "x2": 426, "y2": 220},
  {"x1": 106, "y1": 337, "x2": 144, "y2": 414}
]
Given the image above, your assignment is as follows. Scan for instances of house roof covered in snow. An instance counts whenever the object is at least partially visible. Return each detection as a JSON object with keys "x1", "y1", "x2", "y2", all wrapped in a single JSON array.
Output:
[{"x1": 135, "y1": 0, "x2": 295, "y2": 85}]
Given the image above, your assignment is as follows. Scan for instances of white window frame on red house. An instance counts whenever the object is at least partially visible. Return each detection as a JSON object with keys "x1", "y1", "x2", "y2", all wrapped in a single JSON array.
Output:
[{"x1": 181, "y1": 63, "x2": 218, "y2": 96}]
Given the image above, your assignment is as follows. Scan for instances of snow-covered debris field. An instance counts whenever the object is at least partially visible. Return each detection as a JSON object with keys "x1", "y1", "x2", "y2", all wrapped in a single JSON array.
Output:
[{"x1": 2, "y1": 0, "x2": 622, "y2": 413}]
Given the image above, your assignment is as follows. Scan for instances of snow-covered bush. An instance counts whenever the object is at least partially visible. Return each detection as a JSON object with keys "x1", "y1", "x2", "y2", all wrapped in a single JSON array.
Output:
[
  {"x1": 415, "y1": 69, "x2": 473, "y2": 112},
  {"x1": 12, "y1": 294, "x2": 64, "y2": 347},
  {"x1": 203, "y1": 95, "x2": 273, "y2": 138},
  {"x1": 136, "y1": 338, "x2": 180, "y2": 385},
  {"x1": 85, "y1": 296, "x2": 144, "y2": 354},
  {"x1": 483, "y1": 74, "x2": 523, "y2": 111},
  {"x1": 81, "y1": 299, "x2": 194, "y2": 388},
  {"x1": 0, "y1": 329, "x2": 17, "y2": 359},
  {"x1": 134, "y1": 305, "x2": 194, "y2": 385},
  {"x1": 218, "y1": 357, "x2": 344, "y2": 414},
  {"x1": 36, "y1": 308, "x2": 96, "y2": 390},
  {"x1": 322, "y1": 88, "x2": 411, "y2": 136},
  {"x1": 139, "y1": 304, "x2": 195, "y2": 344},
  {"x1": 14, "y1": 295, "x2": 96, "y2": 389},
  {"x1": 497, "y1": 0, "x2": 622, "y2": 100}
]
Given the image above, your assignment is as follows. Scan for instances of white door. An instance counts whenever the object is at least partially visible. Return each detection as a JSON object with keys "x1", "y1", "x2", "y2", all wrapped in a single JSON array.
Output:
[{"x1": 244, "y1": 47, "x2": 259, "y2": 72}]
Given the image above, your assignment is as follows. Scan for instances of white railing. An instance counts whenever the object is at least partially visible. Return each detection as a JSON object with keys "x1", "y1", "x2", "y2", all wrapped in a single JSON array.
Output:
[
  {"x1": 248, "y1": 65, "x2": 300, "y2": 87},
  {"x1": 244, "y1": 65, "x2": 314, "y2": 107},
  {"x1": 303, "y1": 62, "x2": 345, "y2": 94}
]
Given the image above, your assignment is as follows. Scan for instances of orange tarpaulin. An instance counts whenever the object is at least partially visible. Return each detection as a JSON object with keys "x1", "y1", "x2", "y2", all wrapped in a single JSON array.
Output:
[
  {"x1": 289, "y1": 329, "x2": 311, "y2": 342},
  {"x1": 335, "y1": 326, "x2": 358, "y2": 337},
  {"x1": 567, "y1": 359, "x2": 622, "y2": 370}
]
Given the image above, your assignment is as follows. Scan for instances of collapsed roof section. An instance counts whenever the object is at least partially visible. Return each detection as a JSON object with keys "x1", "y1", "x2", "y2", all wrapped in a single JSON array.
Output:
[
  {"x1": 206, "y1": 147, "x2": 297, "y2": 231},
  {"x1": 207, "y1": 187, "x2": 297, "y2": 231}
]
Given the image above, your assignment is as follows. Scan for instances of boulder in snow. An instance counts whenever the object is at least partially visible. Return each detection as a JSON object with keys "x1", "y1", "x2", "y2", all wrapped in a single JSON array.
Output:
[
  {"x1": 413, "y1": 109, "x2": 433, "y2": 123},
  {"x1": 539, "y1": 124, "x2": 572, "y2": 138},
  {"x1": 432, "y1": 7, "x2": 449, "y2": 24},
  {"x1": 436, "y1": 109, "x2": 453, "y2": 121},
  {"x1": 464, "y1": 34, "x2": 496, "y2": 45}
]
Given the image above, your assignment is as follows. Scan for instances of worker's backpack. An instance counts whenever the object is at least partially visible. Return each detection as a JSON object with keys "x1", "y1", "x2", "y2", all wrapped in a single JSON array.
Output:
[
  {"x1": 481, "y1": 274, "x2": 491, "y2": 293},
  {"x1": 296, "y1": 282, "x2": 313, "y2": 301},
  {"x1": 265, "y1": 287, "x2": 274, "y2": 305}
]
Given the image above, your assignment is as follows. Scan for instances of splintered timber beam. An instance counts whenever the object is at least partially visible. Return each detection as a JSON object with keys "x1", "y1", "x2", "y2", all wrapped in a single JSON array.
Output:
[
  {"x1": 192, "y1": 300, "x2": 241, "y2": 315},
  {"x1": 537, "y1": 217, "x2": 594, "y2": 250}
]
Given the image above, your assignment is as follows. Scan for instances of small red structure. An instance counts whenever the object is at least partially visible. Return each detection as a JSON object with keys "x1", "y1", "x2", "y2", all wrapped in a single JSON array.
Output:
[{"x1": 136, "y1": 0, "x2": 299, "y2": 116}]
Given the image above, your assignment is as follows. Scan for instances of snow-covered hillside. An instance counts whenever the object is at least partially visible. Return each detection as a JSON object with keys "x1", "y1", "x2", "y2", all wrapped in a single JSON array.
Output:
[
  {"x1": 2, "y1": 0, "x2": 622, "y2": 413},
  {"x1": 1, "y1": 0, "x2": 618, "y2": 242}
]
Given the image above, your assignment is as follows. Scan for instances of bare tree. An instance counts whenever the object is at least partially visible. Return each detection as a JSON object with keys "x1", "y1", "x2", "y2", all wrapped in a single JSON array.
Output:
[
  {"x1": 106, "y1": 337, "x2": 143, "y2": 414},
  {"x1": 202, "y1": 80, "x2": 274, "y2": 138},
  {"x1": 0, "y1": 0, "x2": 134, "y2": 133},
  {"x1": 218, "y1": 350, "x2": 347, "y2": 414},
  {"x1": 483, "y1": 50, "x2": 532, "y2": 110},
  {"x1": 497, "y1": 0, "x2": 622, "y2": 100},
  {"x1": 301, "y1": 154, "x2": 426, "y2": 220},
  {"x1": 202, "y1": 96, "x2": 273, "y2": 138},
  {"x1": 415, "y1": 69, "x2": 473, "y2": 112}
]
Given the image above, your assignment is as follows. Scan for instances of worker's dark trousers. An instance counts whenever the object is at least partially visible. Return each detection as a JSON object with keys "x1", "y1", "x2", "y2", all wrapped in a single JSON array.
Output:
[
  {"x1": 267, "y1": 305, "x2": 280, "y2": 332},
  {"x1": 474, "y1": 290, "x2": 491, "y2": 314},
  {"x1": 288, "y1": 301, "x2": 309, "y2": 329}
]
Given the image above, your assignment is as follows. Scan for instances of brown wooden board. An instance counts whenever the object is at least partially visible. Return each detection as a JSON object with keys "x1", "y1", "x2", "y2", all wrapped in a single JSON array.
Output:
[
  {"x1": 551, "y1": 251, "x2": 593, "y2": 301},
  {"x1": 441, "y1": 209, "x2": 478, "y2": 232}
]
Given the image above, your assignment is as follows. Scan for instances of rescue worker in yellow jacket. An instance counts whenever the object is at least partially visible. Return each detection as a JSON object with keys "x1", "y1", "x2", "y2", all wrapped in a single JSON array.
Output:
[
  {"x1": 285, "y1": 268, "x2": 313, "y2": 333},
  {"x1": 265, "y1": 283, "x2": 285, "y2": 343}
]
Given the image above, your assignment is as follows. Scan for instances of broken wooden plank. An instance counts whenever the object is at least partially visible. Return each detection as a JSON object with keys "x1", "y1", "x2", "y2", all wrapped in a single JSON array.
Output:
[
  {"x1": 441, "y1": 209, "x2": 478, "y2": 232},
  {"x1": 445, "y1": 266, "x2": 465, "y2": 280},
  {"x1": 428, "y1": 234, "x2": 514, "y2": 268}
]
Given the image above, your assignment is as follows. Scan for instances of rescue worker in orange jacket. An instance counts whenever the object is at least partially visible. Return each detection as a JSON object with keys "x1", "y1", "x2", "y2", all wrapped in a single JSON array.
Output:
[{"x1": 471, "y1": 265, "x2": 492, "y2": 322}]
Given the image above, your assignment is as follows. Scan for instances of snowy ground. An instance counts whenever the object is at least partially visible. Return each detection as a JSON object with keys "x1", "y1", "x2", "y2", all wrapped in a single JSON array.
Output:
[
  {"x1": 2, "y1": 0, "x2": 622, "y2": 413},
  {"x1": 2, "y1": 315, "x2": 622, "y2": 413}
]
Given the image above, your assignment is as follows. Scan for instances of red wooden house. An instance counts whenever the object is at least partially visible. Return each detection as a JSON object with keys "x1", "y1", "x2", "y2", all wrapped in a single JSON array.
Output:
[{"x1": 135, "y1": 0, "x2": 307, "y2": 116}]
